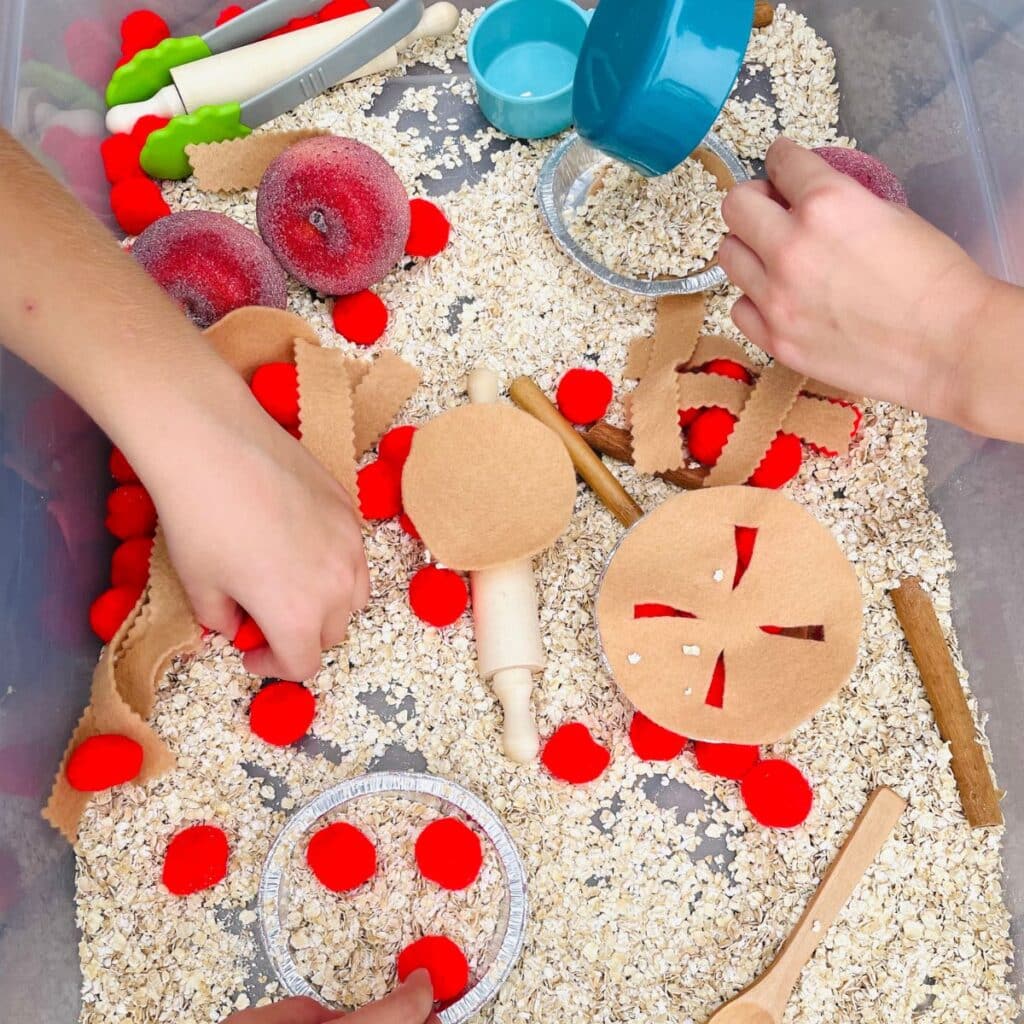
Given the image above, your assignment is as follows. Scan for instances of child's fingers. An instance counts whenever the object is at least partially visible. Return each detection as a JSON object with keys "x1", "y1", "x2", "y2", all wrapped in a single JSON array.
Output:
[
  {"x1": 730, "y1": 295, "x2": 770, "y2": 351},
  {"x1": 246, "y1": 618, "x2": 323, "y2": 682},
  {"x1": 764, "y1": 136, "x2": 837, "y2": 206},
  {"x1": 718, "y1": 236, "x2": 768, "y2": 302},
  {"x1": 320, "y1": 604, "x2": 353, "y2": 651},
  {"x1": 189, "y1": 590, "x2": 242, "y2": 641},
  {"x1": 226, "y1": 996, "x2": 336, "y2": 1024},
  {"x1": 338, "y1": 970, "x2": 434, "y2": 1024},
  {"x1": 721, "y1": 181, "x2": 792, "y2": 263}
]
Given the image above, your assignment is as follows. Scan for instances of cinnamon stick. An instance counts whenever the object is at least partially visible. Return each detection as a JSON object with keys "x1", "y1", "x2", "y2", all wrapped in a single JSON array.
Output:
[
  {"x1": 582, "y1": 420, "x2": 708, "y2": 490},
  {"x1": 891, "y1": 578, "x2": 1003, "y2": 828}
]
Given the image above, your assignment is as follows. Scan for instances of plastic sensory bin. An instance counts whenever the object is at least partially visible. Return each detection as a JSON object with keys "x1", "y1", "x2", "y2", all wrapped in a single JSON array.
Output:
[{"x1": 1, "y1": 1, "x2": 1024, "y2": 1021}]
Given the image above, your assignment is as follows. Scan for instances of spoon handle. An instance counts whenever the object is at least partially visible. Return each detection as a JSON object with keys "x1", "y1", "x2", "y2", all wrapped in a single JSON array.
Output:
[{"x1": 759, "y1": 787, "x2": 906, "y2": 1010}]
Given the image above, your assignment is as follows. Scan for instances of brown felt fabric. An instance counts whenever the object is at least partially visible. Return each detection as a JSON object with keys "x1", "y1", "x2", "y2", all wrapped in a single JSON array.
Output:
[
  {"x1": 690, "y1": 334, "x2": 758, "y2": 372},
  {"x1": 205, "y1": 306, "x2": 320, "y2": 380},
  {"x1": 786, "y1": 395, "x2": 857, "y2": 455},
  {"x1": 352, "y1": 350, "x2": 422, "y2": 458},
  {"x1": 187, "y1": 129, "x2": 329, "y2": 192},
  {"x1": 596, "y1": 487, "x2": 862, "y2": 744},
  {"x1": 677, "y1": 374, "x2": 749, "y2": 414},
  {"x1": 402, "y1": 403, "x2": 576, "y2": 571}
]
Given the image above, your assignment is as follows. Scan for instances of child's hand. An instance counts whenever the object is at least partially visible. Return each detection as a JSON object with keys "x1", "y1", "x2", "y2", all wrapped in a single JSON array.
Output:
[{"x1": 719, "y1": 137, "x2": 997, "y2": 422}]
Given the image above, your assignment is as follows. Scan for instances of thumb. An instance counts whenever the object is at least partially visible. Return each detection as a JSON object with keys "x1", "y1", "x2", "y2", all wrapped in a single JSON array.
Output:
[
  {"x1": 337, "y1": 971, "x2": 434, "y2": 1024},
  {"x1": 188, "y1": 589, "x2": 242, "y2": 639}
]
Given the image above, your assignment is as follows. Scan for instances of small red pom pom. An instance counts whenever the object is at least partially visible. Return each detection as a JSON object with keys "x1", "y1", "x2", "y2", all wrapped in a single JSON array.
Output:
[
  {"x1": 405, "y1": 198, "x2": 451, "y2": 258},
  {"x1": 741, "y1": 760, "x2": 813, "y2": 828},
  {"x1": 249, "y1": 681, "x2": 316, "y2": 746},
  {"x1": 399, "y1": 513, "x2": 421, "y2": 541},
  {"x1": 397, "y1": 936, "x2": 469, "y2": 1003},
  {"x1": 541, "y1": 723, "x2": 610, "y2": 784},
  {"x1": 358, "y1": 460, "x2": 403, "y2": 520},
  {"x1": 66, "y1": 734, "x2": 144, "y2": 792},
  {"x1": 100, "y1": 133, "x2": 144, "y2": 184},
  {"x1": 332, "y1": 290, "x2": 389, "y2": 346},
  {"x1": 699, "y1": 358, "x2": 753, "y2": 384},
  {"x1": 89, "y1": 585, "x2": 143, "y2": 642},
  {"x1": 556, "y1": 368, "x2": 614, "y2": 425},
  {"x1": 319, "y1": 0, "x2": 372, "y2": 20},
  {"x1": 109, "y1": 446, "x2": 139, "y2": 483},
  {"x1": 306, "y1": 822, "x2": 376, "y2": 892},
  {"x1": 251, "y1": 362, "x2": 300, "y2": 428},
  {"x1": 415, "y1": 818, "x2": 483, "y2": 890},
  {"x1": 687, "y1": 407, "x2": 738, "y2": 467},
  {"x1": 694, "y1": 741, "x2": 760, "y2": 780},
  {"x1": 120, "y1": 10, "x2": 171, "y2": 59},
  {"x1": 106, "y1": 484, "x2": 157, "y2": 539},
  {"x1": 629, "y1": 712, "x2": 687, "y2": 761},
  {"x1": 409, "y1": 566, "x2": 468, "y2": 628},
  {"x1": 111, "y1": 537, "x2": 154, "y2": 588},
  {"x1": 266, "y1": 14, "x2": 319, "y2": 37},
  {"x1": 379, "y1": 425, "x2": 417, "y2": 468},
  {"x1": 163, "y1": 825, "x2": 229, "y2": 896},
  {"x1": 131, "y1": 115, "x2": 171, "y2": 145},
  {"x1": 216, "y1": 5, "x2": 246, "y2": 25},
  {"x1": 234, "y1": 615, "x2": 266, "y2": 652},
  {"x1": 748, "y1": 432, "x2": 803, "y2": 489},
  {"x1": 110, "y1": 177, "x2": 170, "y2": 235}
]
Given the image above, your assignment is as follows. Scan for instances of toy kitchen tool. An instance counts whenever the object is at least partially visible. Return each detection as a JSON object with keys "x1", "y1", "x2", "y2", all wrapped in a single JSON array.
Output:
[
  {"x1": 402, "y1": 368, "x2": 577, "y2": 763},
  {"x1": 105, "y1": 0, "x2": 459, "y2": 179}
]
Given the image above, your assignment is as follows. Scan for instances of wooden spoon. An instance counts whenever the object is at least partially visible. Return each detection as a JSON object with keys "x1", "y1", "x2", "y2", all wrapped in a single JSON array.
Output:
[{"x1": 706, "y1": 787, "x2": 906, "y2": 1024}]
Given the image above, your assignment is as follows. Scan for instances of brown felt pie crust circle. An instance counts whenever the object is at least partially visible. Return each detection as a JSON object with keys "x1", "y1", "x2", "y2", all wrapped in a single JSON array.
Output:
[
  {"x1": 596, "y1": 487, "x2": 863, "y2": 744},
  {"x1": 402, "y1": 404, "x2": 576, "y2": 571}
]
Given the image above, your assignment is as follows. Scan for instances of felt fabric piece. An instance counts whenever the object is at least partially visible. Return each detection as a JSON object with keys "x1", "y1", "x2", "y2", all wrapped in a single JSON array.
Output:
[
  {"x1": 705, "y1": 363, "x2": 806, "y2": 487},
  {"x1": 351, "y1": 351, "x2": 422, "y2": 458},
  {"x1": 186, "y1": 130, "x2": 329, "y2": 192},
  {"x1": 402, "y1": 403, "x2": 576, "y2": 572},
  {"x1": 785, "y1": 395, "x2": 858, "y2": 457},
  {"x1": 677, "y1": 374, "x2": 750, "y2": 414},
  {"x1": 595, "y1": 487, "x2": 863, "y2": 745}
]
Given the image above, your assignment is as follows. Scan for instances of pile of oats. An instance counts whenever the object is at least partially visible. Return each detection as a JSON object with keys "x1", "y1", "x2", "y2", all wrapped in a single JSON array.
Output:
[{"x1": 71, "y1": 6, "x2": 1019, "y2": 1024}]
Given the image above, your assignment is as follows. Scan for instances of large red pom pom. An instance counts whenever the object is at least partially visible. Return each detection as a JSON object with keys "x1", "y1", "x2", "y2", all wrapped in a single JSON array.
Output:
[
  {"x1": 741, "y1": 759, "x2": 813, "y2": 828},
  {"x1": 358, "y1": 460, "x2": 403, "y2": 520},
  {"x1": 251, "y1": 362, "x2": 300, "y2": 428},
  {"x1": 687, "y1": 407, "x2": 738, "y2": 467},
  {"x1": 216, "y1": 5, "x2": 246, "y2": 25},
  {"x1": 106, "y1": 483, "x2": 157, "y2": 539},
  {"x1": 409, "y1": 566, "x2": 468, "y2": 628},
  {"x1": 629, "y1": 712, "x2": 687, "y2": 761},
  {"x1": 748, "y1": 432, "x2": 803, "y2": 489},
  {"x1": 111, "y1": 537, "x2": 154, "y2": 589},
  {"x1": 110, "y1": 177, "x2": 171, "y2": 235},
  {"x1": 89, "y1": 585, "x2": 143, "y2": 642},
  {"x1": 332, "y1": 290, "x2": 389, "y2": 347},
  {"x1": 556, "y1": 368, "x2": 613, "y2": 425},
  {"x1": 162, "y1": 825, "x2": 230, "y2": 896},
  {"x1": 397, "y1": 936, "x2": 469, "y2": 1003},
  {"x1": 306, "y1": 822, "x2": 376, "y2": 892},
  {"x1": 109, "y1": 446, "x2": 139, "y2": 483},
  {"x1": 378, "y1": 425, "x2": 417, "y2": 468},
  {"x1": 541, "y1": 723, "x2": 610, "y2": 784},
  {"x1": 694, "y1": 741, "x2": 760, "y2": 780},
  {"x1": 699, "y1": 358, "x2": 753, "y2": 384},
  {"x1": 249, "y1": 681, "x2": 316, "y2": 746},
  {"x1": 319, "y1": 0, "x2": 372, "y2": 21},
  {"x1": 415, "y1": 818, "x2": 483, "y2": 890},
  {"x1": 66, "y1": 734, "x2": 144, "y2": 792},
  {"x1": 120, "y1": 10, "x2": 171, "y2": 59},
  {"x1": 131, "y1": 115, "x2": 171, "y2": 145},
  {"x1": 233, "y1": 615, "x2": 267, "y2": 652},
  {"x1": 100, "y1": 133, "x2": 144, "y2": 184},
  {"x1": 405, "y1": 198, "x2": 451, "y2": 258},
  {"x1": 399, "y1": 513, "x2": 421, "y2": 541}
]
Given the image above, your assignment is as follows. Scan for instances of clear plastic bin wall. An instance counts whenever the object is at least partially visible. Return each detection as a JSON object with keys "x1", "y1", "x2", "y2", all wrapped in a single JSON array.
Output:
[{"x1": 1, "y1": 1, "x2": 1022, "y2": 1020}]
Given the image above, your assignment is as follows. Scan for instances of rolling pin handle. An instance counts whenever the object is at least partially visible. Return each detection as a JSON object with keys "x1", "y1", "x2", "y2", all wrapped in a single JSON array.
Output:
[{"x1": 491, "y1": 667, "x2": 541, "y2": 763}]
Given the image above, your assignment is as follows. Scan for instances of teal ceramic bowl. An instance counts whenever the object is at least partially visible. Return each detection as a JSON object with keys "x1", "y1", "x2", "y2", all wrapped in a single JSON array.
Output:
[
  {"x1": 468, "y1": 0, "x2": 593, "y2": 140},
  {"x1": 573, "y1": 0, "x2": 754, "y2": 176}
]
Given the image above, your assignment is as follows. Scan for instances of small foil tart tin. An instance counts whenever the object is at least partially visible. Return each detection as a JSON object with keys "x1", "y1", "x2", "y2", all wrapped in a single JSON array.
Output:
[
  {"x1": 537, "y1": 131, "x2": 750, "y2": 296},
  {"x1": 258, "y1": 771, "x2": 528, "y2": 1024}
]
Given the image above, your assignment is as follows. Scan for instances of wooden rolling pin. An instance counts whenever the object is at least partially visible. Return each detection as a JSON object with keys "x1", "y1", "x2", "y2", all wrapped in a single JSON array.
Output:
[{"x1": 467, "y1": 368, "x2": 544, "y2": 763}]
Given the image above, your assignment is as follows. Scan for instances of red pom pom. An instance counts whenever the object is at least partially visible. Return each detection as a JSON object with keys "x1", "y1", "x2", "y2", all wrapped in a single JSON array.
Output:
[
  {"x1": 106, "y1": 484, "x2": 157, "y2": 539},
  {"x1": 409, "y1": 566, "x2": 468, "y2": 628},
  {"x1": 234, "y1": 615, "x2": 266, "y2": 652},
  {"x1": 319, "y1": 0, "x2": 371, "y2": 21},
  {"x1": 66, "y1": 734, "x2": 144, "y2": 792},
  {"x1": 250, "y1": 681, "x2": 316, "y2": 746},
  {"x1": 694, "y1": 741, "x2": 760, "y2": 780},
  {"x1": 699, "y1": 358, "x2": 753, "y2": 384},
  {"x1": 556, "y1": 368, "x2": 614, "y2": 425},
  {"x1": 399, "y1": 513, "x2": 421, "y2": 541},
  {"x1": 541, "y1": 723, "x2": 610, "y2": 784},
  {"x1": 306, "y1": 822, "x2": 376, "y2": 892},
  {"x1": 415, "y1": 818, "x2": 483, "y2": 890},
  {"x1": 162, "y1": 825, "x2": 230, "y2": 896},
  {"x1": 89, "y1": 585, "x2": 143, "y2": 642},
  {"x1": 358, "y1": 460, "x2": 403, "y2": 520},
  {"x1": 131, "y1": 115, "x2": 171, "y2": 145},
  {"x1": 120, "y1": 10, "x2": 171, "y2": 59},
  {"x1": 629, "y1": 712, "x2": 687, "y2": 761},
  {"x1": 678, "y1": 407, "x2": 699, "y2": 429},
  {"x1": 397, "y1": 936, "x2": 469, "y2": 1003},
  {"x1": 265, "y1": 14, "x2": 319, "y2": 37},
  {"x1": 687, "y1": 407, "x2": 738, "y2": 467},
  {"x1": 216, "y1": 5, "x2": 246, "y2": 25},
  {"x1": 251, "y1": 362, "x2": 300, "y2": 428},
  {"x1": 405, "y1": 198, "x2": 451, "y2": 258},
  {"x1": 748, "y1": 432, "x2": 803, "y2": 489},
  {"x1": 100, "y1": 133, "x2": 144, "y2": 184},
  {"x1": 332, "y1": 290, "x2": 389, "y2": 346},
  {"x1": 110, "y1": 177, "x2": 171, "y2": 235},
  {"x1": 379, "y1": 425, "x2": 417, "y2": 468},
  {"x1": 111, "y1": 537, "x2": 154, "y2": 588},
  {"x1": 109, "y1": 446, "x2": 139, "y2": 483},
  {"x1": 741, "y1": 760, "x2": 813, "y2": 828}
]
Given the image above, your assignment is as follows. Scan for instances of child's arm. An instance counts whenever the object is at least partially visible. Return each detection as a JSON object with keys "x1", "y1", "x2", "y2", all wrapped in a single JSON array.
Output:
[
  {"x1": 719, "y1": 136, "x2": 1024, "y2": 443},
  {"x1": 0, "y1": 128, "x2": 369, "y2": 680}
]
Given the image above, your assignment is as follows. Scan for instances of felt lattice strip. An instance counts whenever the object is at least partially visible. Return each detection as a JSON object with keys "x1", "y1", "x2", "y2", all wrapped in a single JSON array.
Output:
[
  {"x1": 187, "y1": 129, "x2": 329, "y2": 192},
  {"x1": 351, "y1": 350, "x2": 422, "y2": 458}
]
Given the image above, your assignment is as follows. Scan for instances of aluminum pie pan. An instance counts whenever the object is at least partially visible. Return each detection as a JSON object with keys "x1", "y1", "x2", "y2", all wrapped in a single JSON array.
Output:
[
  {"x1": 537, "y1": 131, "x2": 749, "y2": 296},
  {"x1": 258, "y1": 771, "x2": 527, "y2": 1023}
]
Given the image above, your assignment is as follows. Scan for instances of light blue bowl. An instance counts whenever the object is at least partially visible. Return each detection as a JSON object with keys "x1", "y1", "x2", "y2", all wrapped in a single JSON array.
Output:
[
  {"x1": 573, "y1": 0, "x2": 754, "y2": 176},
  {"x1": 468, "y1": 0, "x2": 592, "y2": 140}
]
